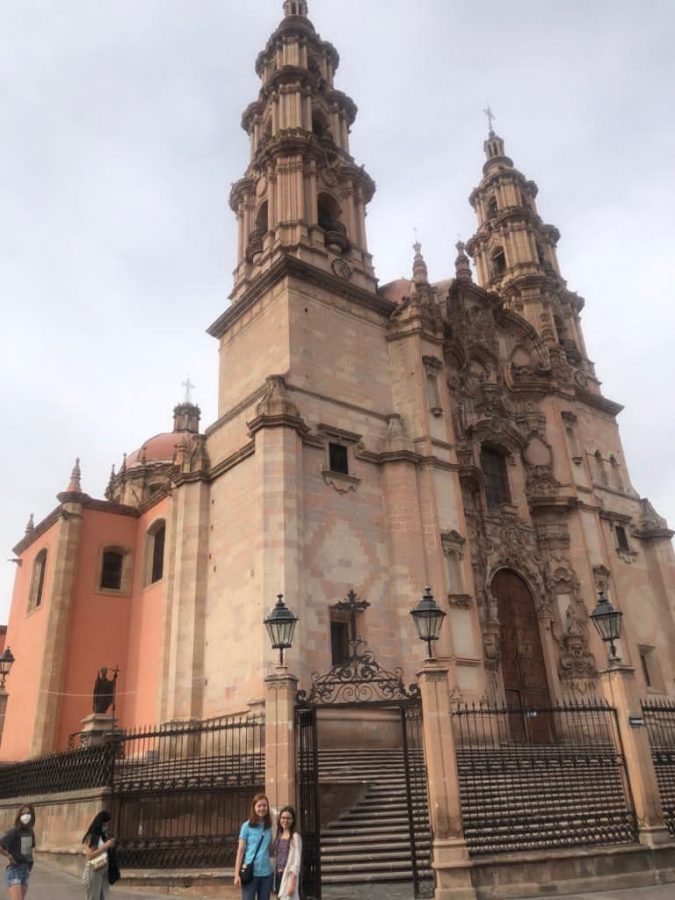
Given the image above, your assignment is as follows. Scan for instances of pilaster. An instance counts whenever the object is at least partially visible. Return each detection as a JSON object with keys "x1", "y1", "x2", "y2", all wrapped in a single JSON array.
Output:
[
  {"x1": 31, "y1": 492, "x2": 85, "y2": 756},
  {"x1": 599, "y1": 662, "x2": 670, "y2": 847},
  {"x1": 264, "y1": 667, "x2": 298, "y2": 810},
  {"x1": 417, "y1": 661, "x2": 476, "y2": 900}
]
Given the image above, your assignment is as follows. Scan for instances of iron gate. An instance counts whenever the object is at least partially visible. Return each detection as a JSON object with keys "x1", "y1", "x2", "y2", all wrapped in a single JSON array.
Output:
[
  {"x1": 109, "y1": 713, "x2": 264, "y2": 868},
  {"x1": 295, "y1": 642, "x2": 432, "y2": 900}
]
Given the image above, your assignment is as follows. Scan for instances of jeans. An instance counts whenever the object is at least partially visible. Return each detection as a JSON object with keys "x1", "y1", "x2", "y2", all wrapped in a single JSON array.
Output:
[
  {"x1": 4, "y1": 864, "x2": 30, "y2": 888},
  {"x1": 242, "y1": 873, "x2": 273, "y2": 900}
]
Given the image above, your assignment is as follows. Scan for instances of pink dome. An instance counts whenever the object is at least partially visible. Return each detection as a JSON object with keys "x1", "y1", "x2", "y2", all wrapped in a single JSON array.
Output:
[{"x1": 126, "y1": 433, "x2": 181, "y2": 467}]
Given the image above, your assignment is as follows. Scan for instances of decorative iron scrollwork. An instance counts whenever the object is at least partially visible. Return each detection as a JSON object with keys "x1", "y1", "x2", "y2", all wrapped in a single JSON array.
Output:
[{"x1": 297, "y1": 640, "x2": 420, "y2": 705}]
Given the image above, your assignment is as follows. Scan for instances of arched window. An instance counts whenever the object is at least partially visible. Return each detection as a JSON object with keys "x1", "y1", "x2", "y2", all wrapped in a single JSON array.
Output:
[
  {"x1": 317, "y1": 193, "x2": 341, "y2": 231},
  {"x1": 312, "y1": 109, "x2": 328, "y2": 138},
  {"x1": 255, "y1": 201, "x2": 268, "y2": 234},
  {"x1": 145, "y1": 520, "x2": 166, "y2": 586},
  {"x1": 486, "y1": 196, "x2": 498, "y2": 219},
  {"x1": 491, "y1": 247, "x2": 506, "y2": 277},
  {"x1": 609, "y1": 455, "x2": 623, "y2": 490},
  {"x1": 594, "y1": 450, "x2": 608, "y2": 486},
  {"x1": 28, "y1": 549, "x2": 47, "y2": 610},
  {"x1": 480, "y1": 446, "x2": 511, "y2": 511}
]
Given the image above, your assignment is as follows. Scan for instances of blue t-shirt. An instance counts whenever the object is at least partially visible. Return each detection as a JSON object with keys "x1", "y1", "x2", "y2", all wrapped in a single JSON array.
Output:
[{"x1": 238, "y1": 822, "x2": 273, "y2": 877}]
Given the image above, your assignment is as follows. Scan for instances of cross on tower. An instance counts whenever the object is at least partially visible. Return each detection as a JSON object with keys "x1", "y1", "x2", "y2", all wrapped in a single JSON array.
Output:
[
  {"x1": 483, "y1": 103, "x2": 496, "y2": 135},
  {"x1": 182, "y1": 376, "x2": 195, "y2": 404}
]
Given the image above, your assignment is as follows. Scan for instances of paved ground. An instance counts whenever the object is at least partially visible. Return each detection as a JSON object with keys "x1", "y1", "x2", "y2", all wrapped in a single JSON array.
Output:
[{"x1": 24, "y1": 865, "x2": 675, "y2": 900}]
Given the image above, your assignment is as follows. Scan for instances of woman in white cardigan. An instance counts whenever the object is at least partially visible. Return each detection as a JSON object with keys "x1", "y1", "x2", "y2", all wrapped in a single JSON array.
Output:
[{"x1": 272, "y1": 806, "x2": 302, "y2": 900}]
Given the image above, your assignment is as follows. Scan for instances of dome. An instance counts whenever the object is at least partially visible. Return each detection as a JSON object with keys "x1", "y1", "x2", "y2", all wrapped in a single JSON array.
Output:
[{"x1": 125, "y1": 433, "x2": 181, "y2": 467}]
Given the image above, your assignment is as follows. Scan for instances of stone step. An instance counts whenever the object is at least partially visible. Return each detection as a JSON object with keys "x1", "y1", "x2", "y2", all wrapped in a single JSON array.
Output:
[
  {"x1": 322, "y1": 823, "x2": 421, "y2": 837},
  {"x1": 322, "y1": 849, "x2": 430, "y2": 865},
  {"x1": 321, "y1": 837, "x2": 430, "y2": 851},
  {"x1": 321, "y1": 869, "x2": 432, "y2": 884}
]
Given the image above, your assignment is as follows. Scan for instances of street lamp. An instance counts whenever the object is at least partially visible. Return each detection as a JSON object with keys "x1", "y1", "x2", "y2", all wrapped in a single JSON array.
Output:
[
  {"x1": 590, "y1": 590, "x2": 623, "y2": 663},
  {"x1": 264, "y1": 594, "x2": 298, "y2": 666},
  {"x1": 410, "y1": 587, "x2": 446, "y2": 660},
  {"x1": 0, "y1": 647, "x2": 15, "y2": 688}
]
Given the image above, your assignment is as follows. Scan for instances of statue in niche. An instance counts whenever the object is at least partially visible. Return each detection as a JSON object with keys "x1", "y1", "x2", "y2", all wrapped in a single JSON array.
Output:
[{"x1": 92, "y1": 667, "x2": 116, "y2": 715}]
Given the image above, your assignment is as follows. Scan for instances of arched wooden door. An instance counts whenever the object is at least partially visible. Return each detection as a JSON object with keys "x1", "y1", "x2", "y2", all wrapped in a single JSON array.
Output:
[{"x1": 492, "y1": 569, "x2": 552, "y2": 742}]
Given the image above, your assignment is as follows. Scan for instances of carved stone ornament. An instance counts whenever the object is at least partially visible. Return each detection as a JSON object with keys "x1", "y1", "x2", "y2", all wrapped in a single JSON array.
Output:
[
  {"x1": 546, "y1": 565, "x2": 597, "y2": 680},
  {"x1": 322, "y1": 469, "x2": 361, "y2": 494},
  {"x1": 331, "y1": 257, "x2": 353, "y2": 280},
  {"x1": 592, "y1": 564, "x2": 610, "y2": 593}
]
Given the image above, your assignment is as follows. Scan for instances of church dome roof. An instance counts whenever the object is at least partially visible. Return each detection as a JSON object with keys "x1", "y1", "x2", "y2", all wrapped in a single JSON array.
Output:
[{"x1": 126, "y1": 432, "x2": 180, "y2": 467}]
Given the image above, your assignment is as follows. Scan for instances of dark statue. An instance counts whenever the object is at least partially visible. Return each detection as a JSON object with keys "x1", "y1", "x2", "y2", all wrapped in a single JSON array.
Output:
[{"x1": 92, "y1": 667, "x2": 116, "y2": 714}]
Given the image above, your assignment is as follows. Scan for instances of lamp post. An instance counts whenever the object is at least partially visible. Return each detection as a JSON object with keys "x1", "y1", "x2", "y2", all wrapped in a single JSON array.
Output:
[
  {"x1": 590, "y1": 590, "x2": 623, "y2": 663},
  {"x1": 264, "y1": 594, "x2": 298, "y2": 667},
  {"x1": 0, "y1": 648, "x2": 15, "y2": 688},
  {"x1": 411, "y1": 587, "x2": 446, "y2": 660}
]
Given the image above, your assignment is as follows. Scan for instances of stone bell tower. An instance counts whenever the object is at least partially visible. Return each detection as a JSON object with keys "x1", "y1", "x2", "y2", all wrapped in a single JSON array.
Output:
[
  {"x1": 229, "y1": 0, "x2": 377, "y2": 303},
  {"x1": 466, "y1": 125, "x2": 594, "y2": 386}
]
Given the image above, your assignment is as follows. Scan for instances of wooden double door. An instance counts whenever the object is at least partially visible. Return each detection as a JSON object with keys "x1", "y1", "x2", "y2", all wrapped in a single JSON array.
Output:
[{"x1": 492, "y1": 569, "x2": 552, "y2": 742}]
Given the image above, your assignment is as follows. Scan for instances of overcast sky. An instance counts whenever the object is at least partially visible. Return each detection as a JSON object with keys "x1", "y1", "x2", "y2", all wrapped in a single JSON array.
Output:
[{"x1": 1, "y1": 0, "x2": 674, "y2": 620}]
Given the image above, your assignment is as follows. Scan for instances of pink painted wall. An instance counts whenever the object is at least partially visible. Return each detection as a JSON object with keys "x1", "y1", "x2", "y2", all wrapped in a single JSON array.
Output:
[
  {"x1": 0, "y1": 523, "x2": 59, "y2": 761},
  {"x1": 56, "y1": 508, "x2": 138, "y2": 751},
  {"x1": 122, "y1": 501, "x2": 168, "y2": 729}
]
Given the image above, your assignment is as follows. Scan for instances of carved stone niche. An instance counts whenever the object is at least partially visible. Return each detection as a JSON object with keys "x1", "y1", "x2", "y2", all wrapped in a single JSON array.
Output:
[
  {"x1": 441, "y1": 530, "x2": 471, "y2": 605},
  {"x1": 547, "y1": 565, "x2": 597, "y2": 682},
  {"x1": 592, "y1": 564, "x2": 610, "y2": 594}
]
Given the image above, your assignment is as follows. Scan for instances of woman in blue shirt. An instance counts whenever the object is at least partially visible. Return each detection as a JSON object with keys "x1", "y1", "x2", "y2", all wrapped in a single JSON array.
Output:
[{"x1": 234, "y1": 794, "x2": 274, "y2": 900}]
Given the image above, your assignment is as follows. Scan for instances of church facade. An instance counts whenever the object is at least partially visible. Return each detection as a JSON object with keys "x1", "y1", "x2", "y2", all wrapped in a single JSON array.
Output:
[{"x1": 2, "y1": 0, "x2": 674, "y2": 763}]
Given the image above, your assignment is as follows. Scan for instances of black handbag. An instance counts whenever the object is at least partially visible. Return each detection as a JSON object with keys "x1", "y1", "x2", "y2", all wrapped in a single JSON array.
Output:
[{"x1": 240, "y1": 828, "x2": 266, "y2": 884}]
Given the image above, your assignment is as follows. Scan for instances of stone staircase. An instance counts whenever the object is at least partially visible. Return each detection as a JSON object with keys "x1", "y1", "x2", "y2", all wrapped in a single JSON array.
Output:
[{"x1": 318, "y1": 748, "x2": 431, "y2": 885}]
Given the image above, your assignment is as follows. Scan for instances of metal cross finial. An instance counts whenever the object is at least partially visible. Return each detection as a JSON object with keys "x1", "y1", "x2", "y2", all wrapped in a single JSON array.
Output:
[
  {"x1": 182, "y1": 375, "x2": 195, "y2": 404},
  {"x1": 483, "y1": 103, "x2": 496, "y2": 135}
]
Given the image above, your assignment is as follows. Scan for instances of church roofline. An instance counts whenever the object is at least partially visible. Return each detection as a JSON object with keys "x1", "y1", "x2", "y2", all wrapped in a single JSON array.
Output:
[
  {"x1": 207, "y1": 255, "x2": 395, "y2": 340},
  {"x1": 13, "y1": 498, "x2": 141, "y2": 556}
]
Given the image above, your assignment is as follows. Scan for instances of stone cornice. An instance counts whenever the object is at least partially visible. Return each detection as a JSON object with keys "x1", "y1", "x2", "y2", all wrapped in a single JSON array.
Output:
[
  {"x1": 13, "y1": 498, "x2": 140, "y2": 555},
  {"x1": 247, "y1": 412, "x2": 310, "y2": 439},
  {"x1": 207, "y1": 255, "x2": 393, "y2": 339},
  {"x1": 209, "y1": 442, "x2": 256, "y2": 481},
  {"x1": 574, "y1": 387, "x2": 624, "y2": 417}
]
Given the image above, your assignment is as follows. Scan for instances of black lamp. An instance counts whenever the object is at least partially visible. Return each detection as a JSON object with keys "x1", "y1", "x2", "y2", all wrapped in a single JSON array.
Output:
[
  {"x1": 0, "y1": 647, "x2": 15, "y2": 688},
  {"x1": 264, "y1": 594, "x2": 298, "y2": 666},
  {"x1": 590, "y1": 590, "x2": 623, "y2": 662},
  {"x1": 411, "y1": 587, "x2": 446, "y2": 659}
]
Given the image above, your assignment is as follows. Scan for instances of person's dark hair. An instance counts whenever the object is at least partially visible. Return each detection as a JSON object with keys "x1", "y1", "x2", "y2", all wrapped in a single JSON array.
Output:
[
  {"x1": 82, "y1": 810, "x2": 111, "y2": 844},
  {"x1": 247, "y1": 793, "x2": 272, "y2": 829},
  {"x1": 14, "y1": 804, "x2": 35, "y2": 828},
  {"x1": 275, "y1": 805, "x2": 297, "y2": 844}
]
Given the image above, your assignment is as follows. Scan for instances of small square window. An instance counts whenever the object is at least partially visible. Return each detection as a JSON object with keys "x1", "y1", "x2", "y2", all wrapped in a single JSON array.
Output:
[{"x1": 328, "y1": 443, "x2": 349, "y2": 475}]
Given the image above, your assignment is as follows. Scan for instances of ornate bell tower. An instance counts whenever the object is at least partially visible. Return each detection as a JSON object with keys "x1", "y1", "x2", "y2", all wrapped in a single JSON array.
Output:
[
  {"x1": 229, "y1": 0, "x2": 377, "y2": 300},
  {"x1": 466, "y1": 125, "x2": 591, "y2": 375}
]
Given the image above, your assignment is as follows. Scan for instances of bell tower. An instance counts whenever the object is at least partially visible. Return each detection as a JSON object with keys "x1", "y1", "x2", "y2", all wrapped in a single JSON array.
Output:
[
  {"x1": 466, "y1": 124, "x2": 589, "y2": 368},
  {"x1": 229, "y1": 0, "x2": 377, "y2": 301}
]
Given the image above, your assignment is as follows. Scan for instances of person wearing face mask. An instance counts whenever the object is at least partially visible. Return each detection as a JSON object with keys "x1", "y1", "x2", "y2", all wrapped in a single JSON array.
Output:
[
  {"x1": 82, "y1": 811, "x2": 118, "y2": 900},
  {"x1": 0, "y1": 804, "x2": 36, "y2": 899}
]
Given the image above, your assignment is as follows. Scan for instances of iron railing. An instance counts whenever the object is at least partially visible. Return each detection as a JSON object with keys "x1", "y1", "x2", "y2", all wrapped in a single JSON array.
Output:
[
  {"x1": 641, "y1": 698, "x2": 675, "y2": 835},
  {"x1": 110, "y1": 713, "x2": 264, "y2": 869},
  {"x1": 452, "y1": 700, "x2": 638, "y2": 855},
  {"x1": 0, "y1": 744, "x2": 114, "y2": 798}
]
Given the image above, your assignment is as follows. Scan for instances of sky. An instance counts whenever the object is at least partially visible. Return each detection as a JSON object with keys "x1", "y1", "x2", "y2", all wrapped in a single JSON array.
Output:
[{"x1": 1, "y1": 0, "x2": 674, "y2": 620}]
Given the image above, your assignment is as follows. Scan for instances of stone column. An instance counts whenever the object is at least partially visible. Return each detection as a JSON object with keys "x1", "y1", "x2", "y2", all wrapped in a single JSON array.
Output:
[
  {"x1": 417, "y1": 661, "x2": 476, "y2": 900},
  {"x1": 264, "y1": 667, "x2": 298, "y2": 812},
  {"x1": 599, "y1": 661, "x2": 670, "y2": 847}
]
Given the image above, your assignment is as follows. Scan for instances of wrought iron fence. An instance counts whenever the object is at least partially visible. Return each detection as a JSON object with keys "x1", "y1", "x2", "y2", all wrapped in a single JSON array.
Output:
[
  {"x1": 452, "y1": 700, "x2": 638, "y2": 855},
  {"x1": 110, "y1": 713, "x2": 264, "y2": 869},
  {"x1": 0, "y1": 744, "x2": 114, "y2": 798},
  {"x1": 641, "y1": 698, "x2": 675, "y2": 836}
]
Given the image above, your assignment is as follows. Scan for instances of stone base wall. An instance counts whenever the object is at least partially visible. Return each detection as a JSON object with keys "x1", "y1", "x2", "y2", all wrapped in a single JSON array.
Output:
[
  {"x1": 470, "y1": 843, "x2": 675, "y2": 898},
  {"x1": 0, "y1": 788, "x2": 110, "y2": 877}
]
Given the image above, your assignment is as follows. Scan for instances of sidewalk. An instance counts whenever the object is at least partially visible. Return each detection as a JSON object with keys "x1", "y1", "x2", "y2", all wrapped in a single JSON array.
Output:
[{"x1": 26, "y1": 864, "x2": 675, "y2": 900}]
